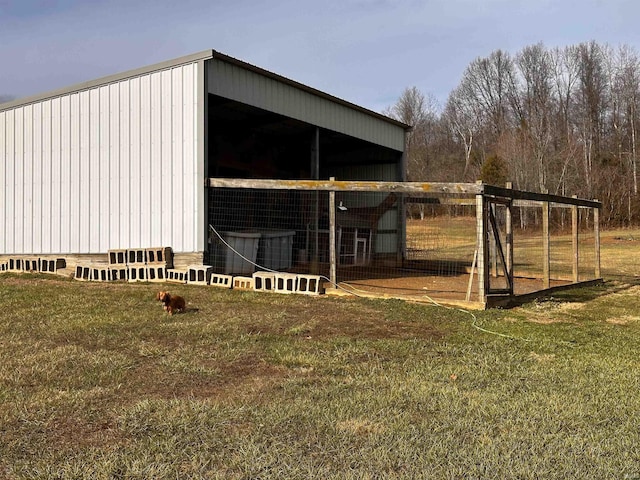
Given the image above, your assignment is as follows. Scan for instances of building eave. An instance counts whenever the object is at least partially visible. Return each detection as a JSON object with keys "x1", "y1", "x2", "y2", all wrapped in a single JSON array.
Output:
[{"x1": 1, "y1": 49, "x2": 411, "y2": 131}]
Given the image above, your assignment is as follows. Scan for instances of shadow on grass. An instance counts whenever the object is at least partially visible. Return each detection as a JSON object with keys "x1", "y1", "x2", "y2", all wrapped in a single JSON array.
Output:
[{"x1": 536, "y1": 277, "x2": 640, "y2": 304}]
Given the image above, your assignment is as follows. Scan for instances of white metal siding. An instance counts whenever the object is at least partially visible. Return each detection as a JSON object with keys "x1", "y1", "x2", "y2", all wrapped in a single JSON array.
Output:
[
  {"x1": 0, "y1": 62, "x2": 201, "y2": 255},
  {"x1": 15, "y1": 107, "x2": 25, "y2": 252},
  {"x1": 6, "y1": 111, "x2": 15, "y2": 253},
  {"x1": 208, "y1": 59, "x2": 406, "y2": 152},
  {"x1": 0, "y1": 112, "x2": 4, "y2": 254}
]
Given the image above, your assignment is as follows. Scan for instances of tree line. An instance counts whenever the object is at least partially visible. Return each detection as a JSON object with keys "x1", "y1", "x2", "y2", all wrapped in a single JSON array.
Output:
[{"x1": 386, "y1": 41, "x2": 640, "y2": 227}]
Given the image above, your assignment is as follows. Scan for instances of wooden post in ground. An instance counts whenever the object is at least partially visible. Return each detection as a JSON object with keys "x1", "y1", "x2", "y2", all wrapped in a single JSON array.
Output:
[
  {"x1": 329, "y1": 177, "x2": 337, "y2": 288},
  {"x1": 594, "y1": 202, "x2": 601, "y2": 279},
  {"x1": 310, "y1": 128, "x2": 320, "y2": 274},
  {"x1": 572, "y1": 195, "x2": 579, "y2": 283},
  {"x1": 475, "y1": 181, "x2": 488, "y2": 303},
  {"x1": 505, "y1": 182, "x2": 514, "y2": 295},
  {"x1": 542, "y1": 190, "x2": 550, "y2": 289},
  {"x1": 466, "y1": 250, "x2": 478, "y2": 302}
]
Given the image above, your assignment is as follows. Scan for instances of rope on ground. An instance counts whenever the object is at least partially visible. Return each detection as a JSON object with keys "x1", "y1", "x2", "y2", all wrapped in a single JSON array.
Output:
[{"x1": 420, "y1": 291, "x2": 531, "y2": 342}]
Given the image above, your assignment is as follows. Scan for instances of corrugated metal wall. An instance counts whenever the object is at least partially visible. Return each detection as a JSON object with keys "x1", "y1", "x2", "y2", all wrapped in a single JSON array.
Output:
[
  {"x1": 332, "y1": 163, "x2": 399, "y2": 254},
  {"x1": 0, "y1": 62, "x2": 201, "y2": 255},
  {"x1": 208, "y1": 59, "x2": 406, "y2": 152}
]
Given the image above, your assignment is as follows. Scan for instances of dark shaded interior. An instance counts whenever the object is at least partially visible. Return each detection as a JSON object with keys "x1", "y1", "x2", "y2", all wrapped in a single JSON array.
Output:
[
  {"x1": 207, "y1": 94, "x2": 402, "y2": 180},
  {"x1": 206, "y1": 94, "x2": 403, "y2": 271}
]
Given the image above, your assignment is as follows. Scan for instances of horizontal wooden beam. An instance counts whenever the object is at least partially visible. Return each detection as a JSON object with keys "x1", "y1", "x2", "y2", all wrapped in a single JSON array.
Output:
[
  {"x1": 206, "y1": 178, "x2": 601, "y2": 209},
  {"x1": 207, "y1": 178, "x2": 482, "y2": 194},
  {"x1": 483, "y1": 185, "x2": 601, "y2": 209},
  {"x1": 511, "y1": 200, "x2": 586, "y2": 209},
  {"x1": 404, "y1": 198, "x2": 597, "y2": 208}
]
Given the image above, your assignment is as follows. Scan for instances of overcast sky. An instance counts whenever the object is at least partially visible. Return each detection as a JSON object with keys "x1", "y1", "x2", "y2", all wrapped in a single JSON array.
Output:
[{"x1": 1, "y1": 0, "x2": 640, "y2": 113}]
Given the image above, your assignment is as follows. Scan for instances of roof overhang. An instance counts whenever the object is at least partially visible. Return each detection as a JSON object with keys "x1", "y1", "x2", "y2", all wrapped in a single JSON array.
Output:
[{"x1": 0, "y1": 49, "x2": 411, "y2": 132}]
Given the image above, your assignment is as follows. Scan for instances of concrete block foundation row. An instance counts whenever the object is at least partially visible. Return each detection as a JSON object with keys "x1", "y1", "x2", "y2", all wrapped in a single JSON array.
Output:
[
  {"x1": 0, "y1": 257, "x2": 67, "y2": 275},
  {"x1": 1, "y1": 251, "x2": 324, "y2": 296},
  {"x1": 166, "y1": 267, "x2": 323, "y2": 295},
  {"x1": 245, "y1": 271, "x2": 323, "y2": 295}
]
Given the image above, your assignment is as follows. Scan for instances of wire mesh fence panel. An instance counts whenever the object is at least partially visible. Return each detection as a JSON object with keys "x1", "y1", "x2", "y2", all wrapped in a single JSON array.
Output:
[
  {"x1": 208, "y1": 186, "x2": 481, "y2": 301},
  {"x1": 486, "y1": 203, "x2": 511, "y2": 294},
  {"x1": 208, "y1": 188, "x2": 325, "y2": 275},
  {"x1": 577, "y1": 209, "x2": 598, "y2": 282},
  {"x1": 206, "y1": 180, "x2": 601, "y2": 306},
  {"x1": 578, "y1": 232, "x2": 597, "y2": 281},
  {"x1": 549, "y1": 227, "x2": 574, "y2": 282},
  {"x1": 511, "y1": 205, "x2": 547, "y2": 293},
  {"x1": 399, "y1": 198, "x2": 477, "y2": 301}
]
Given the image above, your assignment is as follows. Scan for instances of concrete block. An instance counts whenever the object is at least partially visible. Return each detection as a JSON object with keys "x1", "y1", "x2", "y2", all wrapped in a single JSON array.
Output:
[
  {"x1": 0, "y1": 262, "x2": 8, "y2": 272},
  {"x1": 187, "y1": 265, "x2": 213, "y2": 285},
  {"x1": 110, "y1": 267, "x2": 128, "y2": 281},
  {"x1": 146, "y1": 265, "x2": 167, "y2": 282},
  {"x1": 9, "y1": 258, "x2": 24, "y2": 271},
  {"x1": 146, "y1": 247, "x2": 173, "y2": 267},
  {"x1": 127, "y1": 265, "x2": 147, "y2": 282},
  {"x1": 90, "y1": 266, "x2": 112, "y2": 282},
  {"x1": 232, "y1": 276, "x2": 254, "y2": 290},
  {"x1": 274, "y1": 273, "x2": 298, "y2": 294},
  {"x1": 74, "y1": 265, "x2": 91, "y2": 281},
  {"x1": 108, "y1": 249, "x2": 128, "y2": 266},
  {"x1": 295, "y1": 274, "x2": 323, "y2": 295},
  {"x1": 209, "y1": 273, "x2": 233, "y2": 288},
  {"x1": 39, "y1": 259, "x2": 52, "y2": 273},
  {"x1": 22, "y1": 258, "x2": 40, "y2": 272},
  {"x1": 40, "y1": 258, "x2": 66, "y2": 274},
  {"x1": 166, "y1": 269, "x2": 187, "y2": 284},
  {"x1": 253, "y1": 271, "x2": 276, "y2": 292},
  {"x1": 127, "y1": 249, "x2": 147, "y2": 265}
]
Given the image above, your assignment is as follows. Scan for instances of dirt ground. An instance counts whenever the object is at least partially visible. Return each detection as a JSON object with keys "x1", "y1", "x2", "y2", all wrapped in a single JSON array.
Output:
[
  {"x1": 328, "y1": 270, "x2": 571, "y2": 306},
  {"x1": 308, "y1": 260, "x2": 575, "y2": 308}
]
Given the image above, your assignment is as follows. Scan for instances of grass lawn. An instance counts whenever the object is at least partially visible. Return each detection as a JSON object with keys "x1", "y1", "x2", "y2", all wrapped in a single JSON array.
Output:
[{"x1": 2, "y1": 230, "x2": 640, "y2": 478}]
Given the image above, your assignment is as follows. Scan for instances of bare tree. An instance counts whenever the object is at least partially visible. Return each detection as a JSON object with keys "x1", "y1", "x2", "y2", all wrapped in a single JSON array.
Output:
[
  {"x1": 443, "y1": 86, "x2": 478, "y2": 179},
  {"x1": 612, "y1": 45, "x2": 640, "y2": 196},
  {"x1": 548, "y1": 45, "x2": 583, "y2": 199},
  {"x1": 447, "y1": 49, "x2": 521, "y2": 187},
  {"x1": 385, "y1": 86, "x2": 439, "y2": 181},
  {"x1": 457, "y1": 50, "x2": 519, "y2": 140},
  {"x1": 574, "y1": 41, "x2": 610, "y2": 198},
  {"x1": 515, "y1": 43, "x2": 555, "y2": 192},
  {"x1": 392, "y1": 41, "x2": 640, "y2": 227}
]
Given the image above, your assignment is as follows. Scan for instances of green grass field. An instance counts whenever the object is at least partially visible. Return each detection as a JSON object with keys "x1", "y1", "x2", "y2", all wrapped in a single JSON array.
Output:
[{"x1": 2, "y1": 229, "x2": 640, "y2": 478}]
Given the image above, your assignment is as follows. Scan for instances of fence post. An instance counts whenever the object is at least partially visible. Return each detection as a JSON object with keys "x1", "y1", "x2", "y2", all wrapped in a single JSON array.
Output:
[
  {"x1": 572, "y1": 195, "x2": 579, "y2": 283},
  {"x1": 310, "y1": 128, "x2": 320, "y2": 274},
  {"x1": 505, "y1": 182, "x2": 514, "y2": 295},
  {"x1": 542, "y1": 190, "x2": 550, "y2": 289},
  {"x1": 594, "y1": 202, "x2": 601, "y2": 279},
  {"x1": 329, "y1": 177, "x2": 337, "y2": 288},
  {"x1": 476, "y1": 182, "x2": 487, "y2": 302}
]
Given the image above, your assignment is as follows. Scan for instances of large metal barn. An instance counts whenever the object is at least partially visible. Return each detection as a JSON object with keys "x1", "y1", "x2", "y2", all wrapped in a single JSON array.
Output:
[
  {"x1": 0, "y1": 50, "x2": 601, "y2": 308},
  {"x1": 0, "y1": 49, "x2": 409, "y2": 266}
]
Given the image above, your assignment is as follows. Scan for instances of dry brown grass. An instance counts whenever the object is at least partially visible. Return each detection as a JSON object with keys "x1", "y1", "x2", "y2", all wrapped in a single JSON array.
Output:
[{"x1": 3, "y1": 228, "x2": 640, "y2": 478}]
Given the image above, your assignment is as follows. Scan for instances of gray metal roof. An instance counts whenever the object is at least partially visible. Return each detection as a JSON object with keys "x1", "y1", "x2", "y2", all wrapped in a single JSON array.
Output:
[
  {"x1": 0, "y1": 50, "x2": 213, "y2": 112},
  {"x1": 0, "y1": 49, "x2": 411, "y2": 131}
]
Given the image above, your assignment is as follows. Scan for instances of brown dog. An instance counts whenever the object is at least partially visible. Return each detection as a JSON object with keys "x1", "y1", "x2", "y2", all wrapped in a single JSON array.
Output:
[
  {"x1": 157, "y1": 291, "x2": 186, "y2": 315},
  {"x1": 156, "y1": 290, "x2": 170, "y2": 311}
]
